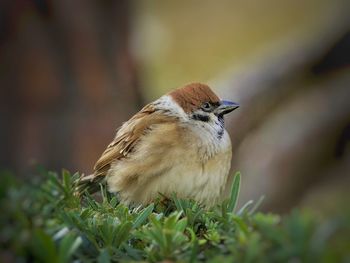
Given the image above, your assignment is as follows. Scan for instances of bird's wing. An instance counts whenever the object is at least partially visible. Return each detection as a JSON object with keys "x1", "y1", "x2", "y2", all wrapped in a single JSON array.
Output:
[{"x1": 93, "y1": 104, "x2": 175, "y2": 178}]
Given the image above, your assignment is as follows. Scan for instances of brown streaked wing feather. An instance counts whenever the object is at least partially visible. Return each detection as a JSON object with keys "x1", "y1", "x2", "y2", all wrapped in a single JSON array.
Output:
[{"x1": 93, "y1": 103, "x2": 174, "y2": 177}]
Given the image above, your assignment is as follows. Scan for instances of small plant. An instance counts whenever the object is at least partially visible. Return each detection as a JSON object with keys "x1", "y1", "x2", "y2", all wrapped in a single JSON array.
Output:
[{"x1": 0, "y1": 170, "x2": 349, "y2": 262}]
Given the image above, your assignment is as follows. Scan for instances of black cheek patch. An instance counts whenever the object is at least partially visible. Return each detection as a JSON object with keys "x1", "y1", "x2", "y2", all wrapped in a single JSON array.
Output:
[{"x1": 192, "y1": 114, "x2": 210, "y2": 122}]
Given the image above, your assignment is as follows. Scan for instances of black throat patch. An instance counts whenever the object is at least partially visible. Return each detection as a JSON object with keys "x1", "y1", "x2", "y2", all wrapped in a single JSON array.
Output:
[{"x1": 217, "y1": 116, "x2": 225, "y2": 139}]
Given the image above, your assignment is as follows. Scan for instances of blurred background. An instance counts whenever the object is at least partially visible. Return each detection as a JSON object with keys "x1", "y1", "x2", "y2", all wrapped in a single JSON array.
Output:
[{"x1": 0, "y1": 0, "x2": 349, "y2": 213}]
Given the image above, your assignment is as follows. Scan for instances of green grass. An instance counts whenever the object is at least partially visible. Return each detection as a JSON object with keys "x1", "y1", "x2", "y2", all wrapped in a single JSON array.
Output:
[{"x1": 0, "y1": 170, "x2": 349, "y2": 262}]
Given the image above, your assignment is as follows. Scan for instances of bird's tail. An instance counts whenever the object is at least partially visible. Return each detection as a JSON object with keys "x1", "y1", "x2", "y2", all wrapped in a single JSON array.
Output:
[{"x1": 75, "y1": 173, "x2": 105, "y2": 196}]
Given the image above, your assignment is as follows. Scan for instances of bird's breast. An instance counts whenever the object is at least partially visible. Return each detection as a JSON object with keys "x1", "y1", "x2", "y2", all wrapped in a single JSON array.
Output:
[
  {"x1": 107, "y1": 123, "x2": 232, "y2": 206},
  {"x1": 136, "y1": 129, "x2": 232, "y2": 206}
]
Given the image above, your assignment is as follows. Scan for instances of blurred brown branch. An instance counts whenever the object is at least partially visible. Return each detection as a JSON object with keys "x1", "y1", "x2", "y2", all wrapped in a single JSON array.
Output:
[
  {"x1": 0, "y1": 0, "x2": 142, "y2": 174},
  {"x1": 220, "y1": 19, "x2": 350, "y2": 212}
]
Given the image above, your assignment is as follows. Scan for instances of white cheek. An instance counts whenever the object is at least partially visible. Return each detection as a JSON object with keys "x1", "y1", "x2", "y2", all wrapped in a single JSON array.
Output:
[{"x1": 154, "y1": 95, "x2": 188, "y2": 120}]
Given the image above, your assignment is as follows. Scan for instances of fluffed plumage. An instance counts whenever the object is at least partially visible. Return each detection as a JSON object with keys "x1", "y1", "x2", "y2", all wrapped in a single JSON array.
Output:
[{"x1": 78, "y1": 83, "x2": 239, "y2": 206}]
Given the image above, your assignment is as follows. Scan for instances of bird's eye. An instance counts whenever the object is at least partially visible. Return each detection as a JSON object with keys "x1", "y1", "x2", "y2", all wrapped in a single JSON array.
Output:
[{"x1": 201, "y1": 102, "x2": 212, "y2": 111}]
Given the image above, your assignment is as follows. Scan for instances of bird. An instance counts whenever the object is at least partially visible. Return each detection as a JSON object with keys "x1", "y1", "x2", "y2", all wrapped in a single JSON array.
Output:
[{"x1": 78, "y1": 83, "x2": 239, "y2": 207}]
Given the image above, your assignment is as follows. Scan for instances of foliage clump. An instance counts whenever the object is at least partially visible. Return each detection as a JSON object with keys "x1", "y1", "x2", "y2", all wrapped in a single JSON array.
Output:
[{"x1": 0, "y1": 170, "x2": 349, "y2": 262}]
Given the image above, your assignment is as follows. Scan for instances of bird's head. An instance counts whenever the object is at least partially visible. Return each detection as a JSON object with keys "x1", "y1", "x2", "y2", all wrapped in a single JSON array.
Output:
[{"x1": 169, "y1": 83, "x2": 239, "y2": 126}]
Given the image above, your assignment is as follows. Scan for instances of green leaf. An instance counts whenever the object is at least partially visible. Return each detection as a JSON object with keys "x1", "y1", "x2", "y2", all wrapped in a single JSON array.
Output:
[
  {"x1": 173, "y1": 193, "x2": 184, "y2": 211},
  {"x1": 133, "y1": 203, "x2": 154, "y2": 228},
  {"x1": 175, "y1": 218, "x2": 188, "y2": 232},
  {"x1": 109, "y1": 196, "x2": 119, "y2": 207},
  {"x1": 228, "y1": 172, "x2": 241, "y2": 213},
  {"x1": 31, "y1": 229, "x2": 58, "y2": 263},
  {"x1": 62, "y1": 169, "x2": 72, "y2": 191},
  {"x1": 232, "y1": 216, "x2": 249, "y2": 235},
  {"x1": 97, "y1": 249, "x2": 111, "y2": 263},
  {"x1": 114, "y1": 221, "x2": 133, "y2": 247},
  {"x1": 58, "y1": 233, "x2": 82, "y2": 263},
  {"x1": 48, "y1": 171, "x2": 66, "y2": 194},
  {"x1": 187, "y1": 227, "x2": 199, "y2": 263}
]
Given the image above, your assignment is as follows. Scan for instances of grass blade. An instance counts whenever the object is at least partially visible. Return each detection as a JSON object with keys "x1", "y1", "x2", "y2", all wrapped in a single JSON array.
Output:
[{"x1": 228, "y1": 172, "x2": 241, "y2": 213}]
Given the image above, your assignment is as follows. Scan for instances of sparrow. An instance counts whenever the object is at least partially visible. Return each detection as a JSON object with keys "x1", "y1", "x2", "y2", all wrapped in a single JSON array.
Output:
[{"x1": 79, "y1": 83, "x2": 239, "y2": 207}]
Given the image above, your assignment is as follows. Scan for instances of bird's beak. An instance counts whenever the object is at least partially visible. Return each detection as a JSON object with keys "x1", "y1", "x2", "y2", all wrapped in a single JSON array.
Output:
[{"x1": 215, "y1": 100, "x2": 239, "y2": 115}]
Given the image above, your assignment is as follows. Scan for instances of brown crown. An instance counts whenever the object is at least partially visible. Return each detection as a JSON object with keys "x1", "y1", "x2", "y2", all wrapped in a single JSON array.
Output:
[{"x1": 169, "y1": 83, "x2": 220, "y2": 113}]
